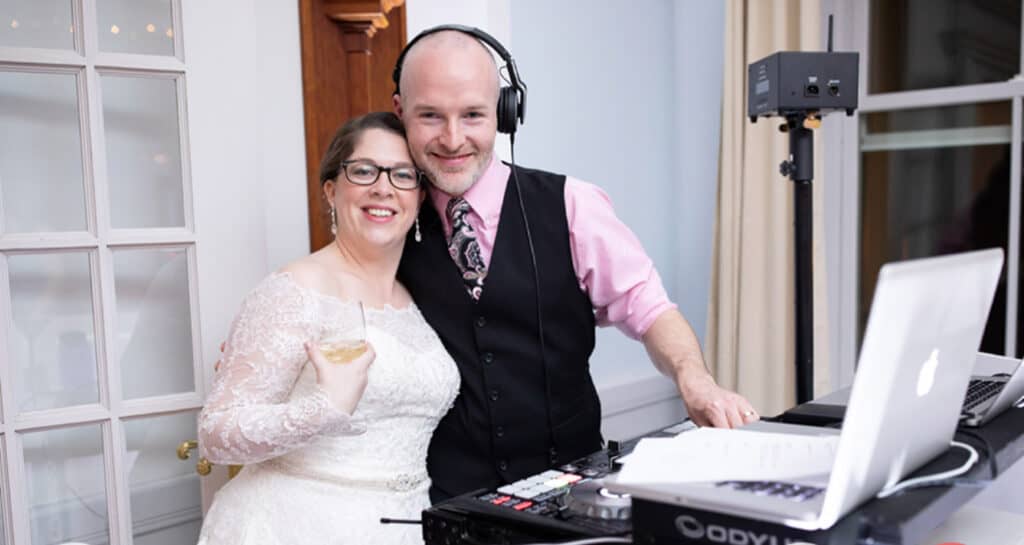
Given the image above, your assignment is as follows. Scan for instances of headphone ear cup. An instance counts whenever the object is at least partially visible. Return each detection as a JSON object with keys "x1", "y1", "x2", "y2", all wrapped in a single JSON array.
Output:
[{"x1": 497, "y1": 85, "x2": 519, "y2": 135}]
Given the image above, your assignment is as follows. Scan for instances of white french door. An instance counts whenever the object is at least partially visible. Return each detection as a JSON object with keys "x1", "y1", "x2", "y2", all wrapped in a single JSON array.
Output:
[{"x1": 0, "y1": 0, "x2": 296, "y2": 543}]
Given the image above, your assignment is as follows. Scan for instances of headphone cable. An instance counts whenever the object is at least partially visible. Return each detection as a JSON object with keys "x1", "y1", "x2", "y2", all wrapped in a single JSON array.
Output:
[{"x1": 509, "y1": 131, "x2": 559, "y2": 464}]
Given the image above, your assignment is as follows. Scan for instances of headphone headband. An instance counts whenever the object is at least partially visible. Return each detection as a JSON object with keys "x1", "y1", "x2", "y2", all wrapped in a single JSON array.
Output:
[{"x1": 392, "y1": 24, "x2": 526, "y2": 134}]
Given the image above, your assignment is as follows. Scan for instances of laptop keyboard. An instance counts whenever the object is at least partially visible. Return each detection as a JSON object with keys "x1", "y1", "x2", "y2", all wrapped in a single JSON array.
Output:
[
  {"x1": 964, "y1": 379, "x2": 1004, "y2": 411},
  {"x1": 716, "y1": 481, "x2": 824, "y2": 502}
]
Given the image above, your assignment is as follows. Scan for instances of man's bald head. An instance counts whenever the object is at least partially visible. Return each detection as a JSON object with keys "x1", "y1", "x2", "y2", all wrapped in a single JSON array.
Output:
[{"x1": 396, "y1": 30, "x2": 501, "y2": 104}]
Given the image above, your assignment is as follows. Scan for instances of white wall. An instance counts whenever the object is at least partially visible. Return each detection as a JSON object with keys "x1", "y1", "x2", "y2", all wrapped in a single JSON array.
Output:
[
  {"x1": 673, "y1": 1, "x2": 727, "y2": 355},
  {"x1": 191, "y1": 0, "x2": 310, "y2": 287},
  {"x1": 405, "y1": 0, "x2": 509, "y2": 46},
  {"x1": 257, "y1": 1, "x2": 311, "y2": 271},
  {"x1": 509, "y1": 1, "x2": 725, "y2": 389},
  {"x1": 509, "y1": 0, "x2": 677, "y2": 389}
]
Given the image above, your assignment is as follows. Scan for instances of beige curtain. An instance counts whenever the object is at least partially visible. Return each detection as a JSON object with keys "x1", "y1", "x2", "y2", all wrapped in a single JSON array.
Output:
[{"x1": 706, "y1": 0, "x2": 831, "y2": 417}]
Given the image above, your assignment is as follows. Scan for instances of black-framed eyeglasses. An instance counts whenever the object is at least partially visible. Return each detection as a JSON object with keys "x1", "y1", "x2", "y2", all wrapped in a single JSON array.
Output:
[{"x1": 340, "y1": 160, "x2": 422, "y2": 191}]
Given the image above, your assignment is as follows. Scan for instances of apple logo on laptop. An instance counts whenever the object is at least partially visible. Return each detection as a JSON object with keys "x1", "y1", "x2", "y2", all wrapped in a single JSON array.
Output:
[{"x1": 917, "y1": 348, "x2": 940, "y2": 397}]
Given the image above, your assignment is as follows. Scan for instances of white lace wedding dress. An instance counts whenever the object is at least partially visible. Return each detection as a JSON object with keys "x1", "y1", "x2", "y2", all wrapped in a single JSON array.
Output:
[{"x1": 196, "y1": 272, "x2": 460, "y2": 545}]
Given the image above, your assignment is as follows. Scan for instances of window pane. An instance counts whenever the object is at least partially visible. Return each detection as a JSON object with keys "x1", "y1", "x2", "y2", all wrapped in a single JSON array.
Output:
[
  {"x1": 0, "y1": 0, "x2": 74, "y2": 50},
  {"x1": 97, "y1": 0, "x2": 174, "y2": 56},
  {"x1": 869, "y1": 0, "x2": 1021, "y2": 94},
  {"x1": 101, "y1": 74, "x2": 184, "y2": 229},
  {"x1": 863, "y1": 102, "x2": 1011, "y2": 134},
  {"x1": 7, "y1": 252, "x2": 100, "y2": 412},
  {"x1": 114, "y1": 247, "x2": 194, "y2": 399},
  {"x1": 860, "y1": 105, "x2": 1011, "y2": 354},
  {"x1": 0, "y1": 70, "x2": 87, "y2": 233},
  {"x1": 124, "y1": 412, "x2": 201, "y2": 545},
  {"x1": 23, "y1": 424, "x2": 109, "y2": 545}
]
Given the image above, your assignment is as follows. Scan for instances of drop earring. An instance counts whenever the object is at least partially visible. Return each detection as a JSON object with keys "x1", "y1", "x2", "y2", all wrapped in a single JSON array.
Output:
[
  {"x1": 329, "y1": 206, "x2": 337, "y2": 236},
  {"x1": 414, "y1": 217, "x2": 422, "y2": 243}
]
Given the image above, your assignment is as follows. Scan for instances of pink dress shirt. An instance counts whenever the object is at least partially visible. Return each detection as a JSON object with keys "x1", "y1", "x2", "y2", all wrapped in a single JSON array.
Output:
[{"x1": 429, "y1": 156, "x2": 676, "y2": 339}]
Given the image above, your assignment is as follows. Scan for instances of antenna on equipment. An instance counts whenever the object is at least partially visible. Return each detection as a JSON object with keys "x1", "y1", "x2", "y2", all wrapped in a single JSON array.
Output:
[{"x1": 827, "y1": 14, "x2": 834, "y2": 52}]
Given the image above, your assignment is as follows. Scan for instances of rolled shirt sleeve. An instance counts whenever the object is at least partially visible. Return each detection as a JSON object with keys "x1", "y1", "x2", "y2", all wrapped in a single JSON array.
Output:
[{"x1": 564, "y1": 177, "x2": 677, "y2": 339}]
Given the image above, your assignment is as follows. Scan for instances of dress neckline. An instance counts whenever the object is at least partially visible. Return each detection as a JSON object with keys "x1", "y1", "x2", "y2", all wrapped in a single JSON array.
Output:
[{"x1": 271, "y1": 271, "x2": 419, "y2": 315}]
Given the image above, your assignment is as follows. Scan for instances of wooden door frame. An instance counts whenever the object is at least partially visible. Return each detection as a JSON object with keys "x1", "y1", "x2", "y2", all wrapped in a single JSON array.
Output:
[{"x1": 298, "y1": 0, "x2": 407, "y2": 252}]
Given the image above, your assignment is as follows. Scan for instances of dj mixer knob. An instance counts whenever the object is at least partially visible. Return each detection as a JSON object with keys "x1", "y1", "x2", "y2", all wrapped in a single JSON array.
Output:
[{"x1": 562, "y1": 479, "x2": 632, "y2": 520}]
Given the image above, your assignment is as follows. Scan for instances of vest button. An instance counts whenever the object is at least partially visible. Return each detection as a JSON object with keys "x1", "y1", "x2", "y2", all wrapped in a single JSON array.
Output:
[
  {"x1": 495, "y1": 426, "x2": 504, "y2": 438},
  {"x1": 489, "y1": 389, "x2": 500, "y2": 401},
  {"x1": 498, "y1": 460, "x2": 509, "y2": 471},
  {"x1": 482, "y1": 352, "x2": 494, "y2": 364},
  {"x1": 476, "y1": 316, "x2": 487, "y2": 328}
]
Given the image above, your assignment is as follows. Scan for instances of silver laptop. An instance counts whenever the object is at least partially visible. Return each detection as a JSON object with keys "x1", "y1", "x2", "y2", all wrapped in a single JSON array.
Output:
[
  {"x1": 797, "y1": 350, "x2": 1024, "y2": 428},
  {"x1": 961, "y1": 352, "x2": 1024, "y2": 427},
  {"x1": 609, "y1": 249, "x2": 1003, "y2": 531}
]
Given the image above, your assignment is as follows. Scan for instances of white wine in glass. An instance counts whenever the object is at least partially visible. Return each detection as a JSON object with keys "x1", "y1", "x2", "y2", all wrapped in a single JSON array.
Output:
[
  {"x1": 319, "y1": 340, "x2": 368, "y2": 364},
  {"x1": 318, "y1": 300, "x2": 367, "y2": 364}
]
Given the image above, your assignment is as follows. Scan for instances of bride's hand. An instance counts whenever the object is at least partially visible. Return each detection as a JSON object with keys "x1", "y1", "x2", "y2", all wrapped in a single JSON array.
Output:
[{"x1": 304, "y1": 341, "x2": 376, "y2": 415}]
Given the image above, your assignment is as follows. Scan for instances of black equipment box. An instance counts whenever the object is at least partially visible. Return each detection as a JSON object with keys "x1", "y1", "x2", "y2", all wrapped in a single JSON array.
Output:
[
  {"x1": 747, "y1": 51, "x2": 859, "y2": 121},
  {"x1": 632, "y1": 498, "x2": 862, "y2": 545}
]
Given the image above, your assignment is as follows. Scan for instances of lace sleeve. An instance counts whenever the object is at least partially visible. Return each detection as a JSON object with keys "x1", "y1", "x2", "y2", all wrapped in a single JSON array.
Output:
[{"x1": 198, "y1": 273, "x2": 360, "y2": 465}]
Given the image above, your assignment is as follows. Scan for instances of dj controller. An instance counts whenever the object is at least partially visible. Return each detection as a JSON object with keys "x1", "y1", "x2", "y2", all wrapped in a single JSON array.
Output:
[
  {"x1": 421, "y1": 420, "x2": 697, "y2": 545},
  {"x1": 420, "y1": 397, "x2": 1012, "y2": 544}
]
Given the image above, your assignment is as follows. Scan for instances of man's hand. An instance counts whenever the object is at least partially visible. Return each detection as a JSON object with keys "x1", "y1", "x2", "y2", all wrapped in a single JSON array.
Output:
[
  {"x1": 676, "y1": 372, "x2": 758, "y2": 428},
  {"x1": 641, "y1": 309, "x2": 758, "y2": 428}
]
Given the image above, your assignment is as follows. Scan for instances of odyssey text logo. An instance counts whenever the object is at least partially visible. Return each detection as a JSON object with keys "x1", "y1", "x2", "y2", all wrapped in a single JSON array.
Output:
[{"x1": 674, "y1": 515, "x2": 813, "y2": 545}]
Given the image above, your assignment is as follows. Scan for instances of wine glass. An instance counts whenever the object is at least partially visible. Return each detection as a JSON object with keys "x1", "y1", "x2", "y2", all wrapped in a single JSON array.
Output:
[{"x1": 317, "y1": 300, "x2": 367, "y2": 364}]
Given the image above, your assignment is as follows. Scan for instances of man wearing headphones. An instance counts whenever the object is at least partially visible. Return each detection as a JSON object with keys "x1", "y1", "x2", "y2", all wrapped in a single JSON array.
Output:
[{"x1": 395, "y1": 27, "x2": 758, "y2": 503}]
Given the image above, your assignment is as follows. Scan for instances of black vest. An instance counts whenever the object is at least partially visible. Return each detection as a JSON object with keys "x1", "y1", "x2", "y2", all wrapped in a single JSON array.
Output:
[{"x1": 399, "y1": 164, "x2": 601, "y2": 499}]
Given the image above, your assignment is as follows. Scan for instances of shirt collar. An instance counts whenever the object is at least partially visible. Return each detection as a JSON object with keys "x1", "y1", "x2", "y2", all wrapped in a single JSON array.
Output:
[{"x1": 428, "y1": 154, "x2": 510, "y2": 232}]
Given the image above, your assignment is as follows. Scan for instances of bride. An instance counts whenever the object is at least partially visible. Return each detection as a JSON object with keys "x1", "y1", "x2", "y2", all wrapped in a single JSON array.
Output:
[{"x1": 196, "y1": 112, "x2": 459, "y2": 544}]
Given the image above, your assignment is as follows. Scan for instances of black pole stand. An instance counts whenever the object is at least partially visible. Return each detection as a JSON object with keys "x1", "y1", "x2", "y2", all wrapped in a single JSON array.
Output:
[{"x1": 779, "y1": 113, "x2": 817, "y2": 404}]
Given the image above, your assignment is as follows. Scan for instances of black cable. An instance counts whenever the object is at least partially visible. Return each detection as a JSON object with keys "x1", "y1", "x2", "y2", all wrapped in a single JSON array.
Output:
[
  {"x1": 379, "y1": 518, "x2": 423, "y2": 525},
  {"x1": 509, "y1": 131, "x2": 559, "y2": 462}
]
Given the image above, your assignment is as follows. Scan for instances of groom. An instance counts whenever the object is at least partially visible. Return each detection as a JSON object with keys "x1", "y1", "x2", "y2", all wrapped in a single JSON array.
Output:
[{"x1": 394, "y1": 26, "x2": 758, "y2": 503}]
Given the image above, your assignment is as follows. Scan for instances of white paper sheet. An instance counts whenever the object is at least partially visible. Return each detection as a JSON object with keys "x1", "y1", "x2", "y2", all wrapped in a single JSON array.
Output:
[{"x1": 615, "y1": 427, "x2": 839, "y2": 484}]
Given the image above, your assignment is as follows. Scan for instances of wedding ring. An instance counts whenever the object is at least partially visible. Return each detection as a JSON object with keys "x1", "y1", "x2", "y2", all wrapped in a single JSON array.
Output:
[{"x1": 742, "y1": 410, "x2": 755, "y2": 417}]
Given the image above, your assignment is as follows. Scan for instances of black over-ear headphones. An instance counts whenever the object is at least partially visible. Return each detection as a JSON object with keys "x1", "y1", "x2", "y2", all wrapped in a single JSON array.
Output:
[{"x1": 392, "y1": 24, "x2": 527, "y2": 135}]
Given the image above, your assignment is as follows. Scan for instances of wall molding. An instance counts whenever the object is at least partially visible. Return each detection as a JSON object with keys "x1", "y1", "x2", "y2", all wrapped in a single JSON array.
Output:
[
  {"x1": 323, "y1": 0, "x2": 405, "y2": 38},
  {"x1": 598, "y1": 375, "x2": 686, "y2": 440},
  {"x1": 599, "y1": 374, "x2": 681, "y2": 417}
]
